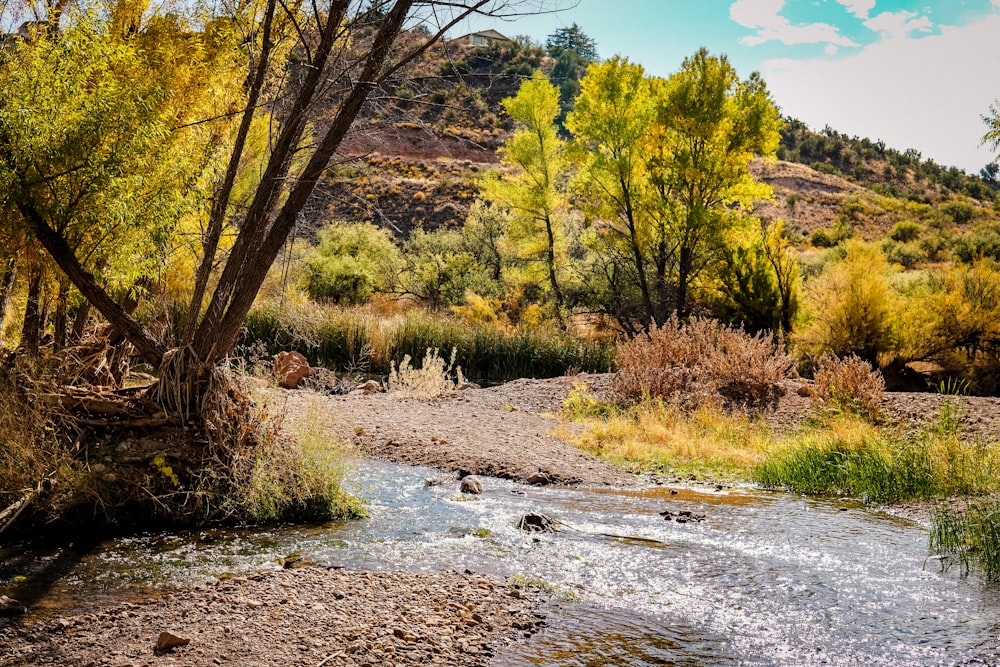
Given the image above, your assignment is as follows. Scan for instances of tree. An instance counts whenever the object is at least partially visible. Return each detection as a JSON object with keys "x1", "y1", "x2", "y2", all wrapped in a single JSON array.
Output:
[
  {"x1": 5, "y1": 0, "x2": 559, "y2": 410},
  {"x1": 483, "y1": 71, "x2": 569, "y2": 325},
  {"x1": 0, "y1": 8, "x2": 239, "y2": 364},
  {"x1": 305, "y1": 222, "x2": 401, "y2": 304},
  {"x1": 0, "y1": 0, "x2": 565, "y2": 532},
  {"x1": 647, "y1": 48, "x2": 782, "y2": 318},
  {"x1": 545, "y1": 23, "x2": 597, "y2": 61},
  {"x1": 984, "y1": 100, "x2": 1000, "y2": 155},
  {"x1": 567, "y1": 52, "x2": 780, "y2": 329},
  {"x1": 567, "y1": 56, "x2": 664, "y2": 329},
  {"x1": 795, "y1": 242, "x2": 900, "y2": 365},
  {"x1": 713, "y1": 219, "x2": 799, "y2": 334},
  {"x1": 545, "y1": 23, "x2": 597, "y2": 123}
]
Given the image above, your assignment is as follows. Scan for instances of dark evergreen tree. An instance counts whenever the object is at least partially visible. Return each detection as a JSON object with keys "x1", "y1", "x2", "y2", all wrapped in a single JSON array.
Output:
[{"x1": 545, "y1": 23, "x2": 597, "y2": 61}]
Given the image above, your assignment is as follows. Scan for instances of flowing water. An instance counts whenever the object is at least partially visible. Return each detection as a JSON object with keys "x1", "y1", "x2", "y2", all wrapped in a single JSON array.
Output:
[{"x1": 3, "y1": 460, "x2": 1000, "y2": 665}]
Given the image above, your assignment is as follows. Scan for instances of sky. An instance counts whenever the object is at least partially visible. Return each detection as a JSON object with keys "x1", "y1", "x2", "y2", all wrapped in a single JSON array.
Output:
[{"x1": 457, "y1": 0, "x2": 1000, "y2": 174}]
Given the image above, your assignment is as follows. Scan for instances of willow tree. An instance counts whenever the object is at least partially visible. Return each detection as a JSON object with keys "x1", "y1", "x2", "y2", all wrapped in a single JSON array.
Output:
[
  {"x1": 483, "y1": 71, "x2": 570, "y2": 325},
  {"x1": 0, "y1": 6, "x2": 239, "y2": 361},
  {"x1": 4, "y1": 0, "x2": 558, "y2": 410}
]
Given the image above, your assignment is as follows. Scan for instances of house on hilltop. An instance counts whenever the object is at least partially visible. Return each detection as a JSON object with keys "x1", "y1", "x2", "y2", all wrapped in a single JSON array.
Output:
[{"x1": 451, "y1": 29, "x2": 511, "y2": 47}]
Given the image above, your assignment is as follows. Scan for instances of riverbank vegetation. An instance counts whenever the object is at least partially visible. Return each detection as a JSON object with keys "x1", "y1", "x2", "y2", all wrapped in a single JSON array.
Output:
[
  {"x1": 565, "y1": 369, "x2": 999, "y2": 506},
  {"x1": 0, "y1": 0, "x2": 998, "y2": 578}
]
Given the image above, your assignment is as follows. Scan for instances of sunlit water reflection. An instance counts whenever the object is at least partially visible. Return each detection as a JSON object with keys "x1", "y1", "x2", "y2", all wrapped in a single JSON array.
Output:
[{"x1": 3, "y1": 460, "x2": 999, "y2": 665}]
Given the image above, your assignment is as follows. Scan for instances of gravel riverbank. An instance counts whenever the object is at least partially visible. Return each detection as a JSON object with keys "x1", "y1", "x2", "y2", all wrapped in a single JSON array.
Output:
[{"x1": 0, "y1": 567, "x2": 545, "y2": 667}]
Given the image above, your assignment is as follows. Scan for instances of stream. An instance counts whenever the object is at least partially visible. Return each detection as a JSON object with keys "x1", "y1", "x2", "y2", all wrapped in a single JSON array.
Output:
[{"x1": 3, "y1": 459, "x2": 1000, "y2": 665}]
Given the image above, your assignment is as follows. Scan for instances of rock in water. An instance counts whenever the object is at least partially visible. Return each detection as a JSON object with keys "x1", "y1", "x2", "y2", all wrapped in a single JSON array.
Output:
[
  {"x1": 460, "y1": 476, "x2": 483, "y2": 495},
  {"x1": 156, "y1": 631, "x2": 191, "y2": 652},
  {"x1": 273, "y1": 351, "x2": 314, "y2": 389},
  {"x1": 525, "y1": 472, "x2": 551, "y2": 486},
  {"x1": 518, "y1": 513, "x2": 555, "y2": 533}
]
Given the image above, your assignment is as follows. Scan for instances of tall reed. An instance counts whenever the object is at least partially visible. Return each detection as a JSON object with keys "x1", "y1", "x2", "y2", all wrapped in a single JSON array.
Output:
[
  {"x1": 239, "y1": 304, "x2": 614, "y2": 383},
  {"x1": 931, "y1": 501, "x2": 1000, "y2": 580}
]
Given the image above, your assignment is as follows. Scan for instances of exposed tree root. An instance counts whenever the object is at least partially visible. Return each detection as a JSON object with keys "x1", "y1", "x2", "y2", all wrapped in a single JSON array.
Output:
[{"x1": 1, "y1": 336, "x2": 350, "y2": 542}]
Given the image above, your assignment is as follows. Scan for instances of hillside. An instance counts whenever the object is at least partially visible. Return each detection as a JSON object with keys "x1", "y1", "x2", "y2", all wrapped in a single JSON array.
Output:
[{"x1": 306, "y1": 34, "x2": 999, "y2": 249}]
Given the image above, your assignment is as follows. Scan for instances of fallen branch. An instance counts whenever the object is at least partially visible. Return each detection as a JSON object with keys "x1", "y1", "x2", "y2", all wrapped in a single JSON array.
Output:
[{"x1": 0, "y1": 478, "x2": 52, "y2": 537}]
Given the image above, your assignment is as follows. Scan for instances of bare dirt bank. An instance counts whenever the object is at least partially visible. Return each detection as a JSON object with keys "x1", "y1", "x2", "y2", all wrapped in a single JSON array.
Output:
[{"x1": 273, "y1": 374, "x2": 635, "y2": 488}]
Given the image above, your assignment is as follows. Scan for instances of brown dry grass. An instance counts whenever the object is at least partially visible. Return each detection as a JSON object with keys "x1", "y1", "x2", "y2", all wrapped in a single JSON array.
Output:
[
  {"x1": 611, "y1": 316, "x2": 795, "y2": 413},
  {"x1": 812, "y1": 354, "x2": 885, "y2": 421}
]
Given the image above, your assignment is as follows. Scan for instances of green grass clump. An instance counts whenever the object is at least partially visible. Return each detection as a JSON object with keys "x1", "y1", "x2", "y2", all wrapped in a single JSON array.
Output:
[
  {"x1": 753, "y1": 405, "x2": 999, "y2": 503},
  {"x1": 931, "y1": 501, "x2": 1000, "y2": 580},
  {"x1": 562, "y1": 382, "x2": 619, "y2": 420},
  {"x1": 752, "y1": 423, "x2": 936, "y2": 502},
  {"x1": 239, "y1": 406, "x2": 366, "y2": 523}
]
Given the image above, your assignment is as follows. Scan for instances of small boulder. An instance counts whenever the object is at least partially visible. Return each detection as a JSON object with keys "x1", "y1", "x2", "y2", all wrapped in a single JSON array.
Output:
[
  {"x1": 353, "y1": 380, "x2": 382, "y2": 395},
  {"x1": 460, "y1": 476, "x2": 483, "y2": 495},
  {"x1": 525, "y1": 471, "x2": 551, "y2": 486},
  {"x1": 273, "y1": 351, "x2": 313, "y2": 389},
  {"x1": 156, "y1": 631, "x2": 191, "y2": 652}
]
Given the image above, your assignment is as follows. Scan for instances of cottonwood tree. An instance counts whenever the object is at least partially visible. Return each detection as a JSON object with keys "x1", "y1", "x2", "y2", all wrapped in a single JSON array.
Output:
[
  {"x1": 568, "y1": 50, "x2": 780, "y2": 329},
  {"x1": 567, "y1": 56, "x2": 666, "y2": 330},
  {"x1": 3, "y1": 0, "x2": 562, "y2": 416},
  {"x1": 483, "y1": 71, "x2": 570, "y2": 325},
  {"x1": 648, "y1": 48, "x2": 782, "y2": 318}
]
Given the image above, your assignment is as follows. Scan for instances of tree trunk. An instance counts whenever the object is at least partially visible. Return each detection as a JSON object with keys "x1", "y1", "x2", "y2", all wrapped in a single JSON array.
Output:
[
  {"x1": 70, "y1": 301, "x2": 90, "y2": 342},
  {"x1": 617, "y1": 178, "x2": 656, "y2": 329},
  {"x1": 17, "y1": 200, "x2": 165, "y2": 366},
  {"x1": 193, "y1": 0, "x2": 415, "y2": 364},
  {"x1": 20, "y1": 263, "x2": 43, "y2": 357},
  {"x1": 53, "y1": 278, "x2": 69, "y2": 350},
  {"x1": 181, "y1": 0, "x2": 277, "y2": 344},
  {"x1": 0, "y1": 257, "x2": 15, "y2": 337},
  {"x1": 676, "y1": 246, "x2": 692, "y2": 320},
  {"x1": 543, "y1": 213, "x2": 565, "y2": 328}
]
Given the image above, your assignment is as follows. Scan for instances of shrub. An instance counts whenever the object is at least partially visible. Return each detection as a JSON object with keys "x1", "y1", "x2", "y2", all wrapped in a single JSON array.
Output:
[
  {"x1": 882, "y1": 239, "x2": 927, "y2": 268},
  {"x1": 611, "y1": 316, "x2": 794, "y2": 412},
  {"x1": 304, "y1": 222, "x2": 401, "y2": 304},
  {"x1": 795, "y1": 241, "x2": 899, "y2": 366},
  {"x1": 388, "y1": 347, "x2": 461, "y2": 398},
  {"x1": 889, "y1": 220, "x2": 923, "y2": 243},
  {"x1": 812, "y1": 354, "x2": 885, "y2": 421},
  {"x1": 0, "y1": 366, "x2": 67, "y2": 525},
  {"x1": 940, "y1": 199, "x2": 975, "y2": 224}
]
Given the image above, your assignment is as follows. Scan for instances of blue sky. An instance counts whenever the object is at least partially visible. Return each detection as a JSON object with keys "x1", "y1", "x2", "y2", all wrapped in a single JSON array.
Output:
[{"x1": 458, "y1": 0, "x2": 1000, "y2": 173}]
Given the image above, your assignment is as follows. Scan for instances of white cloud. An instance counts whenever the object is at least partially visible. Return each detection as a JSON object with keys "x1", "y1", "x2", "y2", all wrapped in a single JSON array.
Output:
[
  {"x1": 836, "y1": 0, "x2": 876, "y2": 20},
  {"x1": 730, "y1": 0, "x2": 858, "y2": 48},
  {"x1": 762, "y1": 14, "x2": 1000, "y2": 172},
  {"x1": 863, "y1": 10, "x2": 934, "y2": 39}
]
